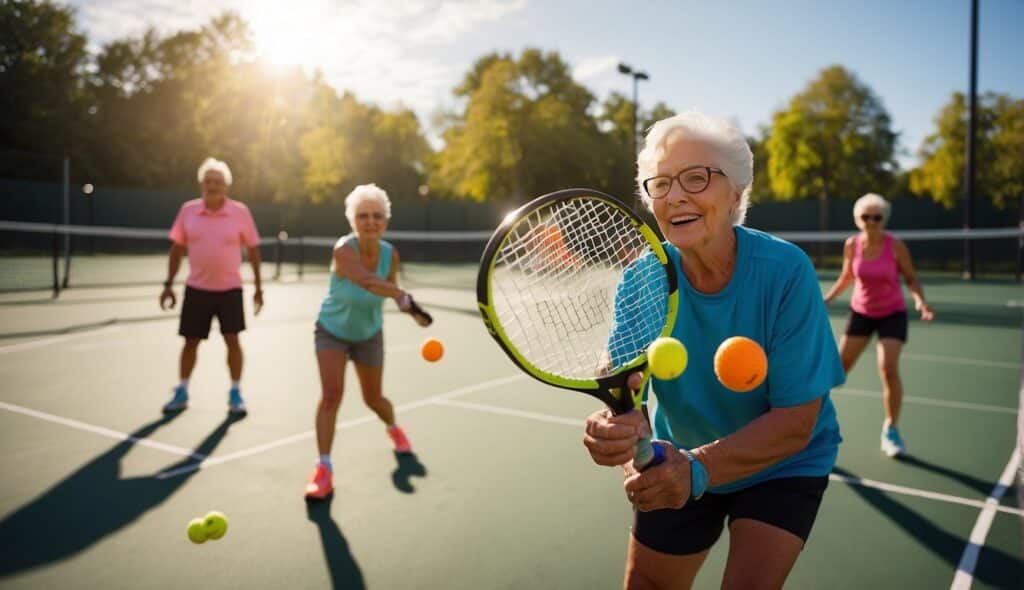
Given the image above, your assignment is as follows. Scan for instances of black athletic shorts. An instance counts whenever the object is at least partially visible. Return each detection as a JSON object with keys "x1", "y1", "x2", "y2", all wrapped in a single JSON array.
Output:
[
  {"x1": 632, "y1": 476, "x2": 829, "y2": 555},
  {"x1": 844, "y1": 309, "x2": 908, "y2": 342},
  {"x1": 179, "y1": 286, "x2": 245, "y2": 339}
]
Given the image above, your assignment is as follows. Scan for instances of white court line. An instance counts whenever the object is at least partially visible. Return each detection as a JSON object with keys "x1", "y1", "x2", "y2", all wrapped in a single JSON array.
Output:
[
  {"x1": 0, "y1": 401, "x2": 204, "y2": 460},
  {"x1": 829, "y1": 471, "x2": 1024, "y2": 518},
  {"x1": 901, "y1": 353, "x2": 1020, "y2": 370},
  {"x1": 0, "y1": 326, "x2": 121, "y2": 354},
  {"x1": 430, "y1": 397, "x2": 1024, "y2": 518},
  {"x1": 155, "y1": 374, "x2": 528, "y2": 479},
  {"x1": 834, "y1": 387, "x2": 1018, "y2": 415},
  {"x1": 434, "y1": 398, "x2": 585, "y2": 427},
  {"x1": 950, "y1": 448, "x2": 1022, "y2": 589}
]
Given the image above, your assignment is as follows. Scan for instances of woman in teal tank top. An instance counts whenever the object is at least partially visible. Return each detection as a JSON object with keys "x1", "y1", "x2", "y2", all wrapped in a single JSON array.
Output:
[{"x1": 305, "y1": 184, "x2": 431, "y2": 501}]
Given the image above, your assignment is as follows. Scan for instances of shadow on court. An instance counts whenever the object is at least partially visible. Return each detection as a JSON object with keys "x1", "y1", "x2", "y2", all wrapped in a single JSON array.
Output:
[
  {"x1": 0, "y1": 294, "x2": 156, "y2": 307},
  {"x1": 832, "y1": 466, "x2": 1022, "y2": 588},
  {"x1": 895, "y1": 454, "x2": 1000, "y2": 497},
  {"x1": 0, "y1": 412, "x2": 244, "y2": 578},
  {"x1": 305, "y1": 497, "x2": 366, "y2": 590},
  {"x1": 0, "y1": 314, "x2": 172, "y2": 340},
  {"x1": 391, "y1": 452, "x2": 427, "y2": 493}
]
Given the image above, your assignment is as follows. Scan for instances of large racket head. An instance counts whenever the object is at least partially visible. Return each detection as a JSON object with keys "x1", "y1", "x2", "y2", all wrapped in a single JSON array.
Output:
[{"x1": 477, "y1": 188, "x2": 679, "y2": 413}]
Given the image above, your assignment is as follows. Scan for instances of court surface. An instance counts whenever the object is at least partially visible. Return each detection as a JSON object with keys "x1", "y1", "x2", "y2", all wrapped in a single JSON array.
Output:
[{"x1": 0, "y1": 268, "x2": 1020, "y2": 589}]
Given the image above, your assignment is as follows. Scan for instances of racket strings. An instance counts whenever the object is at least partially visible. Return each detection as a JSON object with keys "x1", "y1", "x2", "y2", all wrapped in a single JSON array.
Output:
[{"x1": 491, "y1": 197, "x2": 669, "y2": 379}]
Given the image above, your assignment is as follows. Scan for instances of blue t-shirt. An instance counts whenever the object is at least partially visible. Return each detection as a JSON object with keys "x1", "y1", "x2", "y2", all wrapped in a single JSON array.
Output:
[
  {"x1": 317, "y1": 235, "x2": 393, "y2": 342},
  {"x1": 646, "y1": 226, "x2": 844, "y2": 493}
]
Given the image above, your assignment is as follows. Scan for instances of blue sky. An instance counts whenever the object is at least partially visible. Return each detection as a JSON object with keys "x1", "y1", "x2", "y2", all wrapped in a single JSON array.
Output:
[{"x1": 69, "y1": 0, "x2": 1023, "y2": 167}]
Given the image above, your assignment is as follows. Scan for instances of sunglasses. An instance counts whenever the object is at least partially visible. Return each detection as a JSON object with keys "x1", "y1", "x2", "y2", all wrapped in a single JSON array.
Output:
[
  {"x1": 355, "y1": 212, "x2": 386, "y2": 221},
  {"x1": 860, "y1": 214, "x2": 884, "y2": 223}
]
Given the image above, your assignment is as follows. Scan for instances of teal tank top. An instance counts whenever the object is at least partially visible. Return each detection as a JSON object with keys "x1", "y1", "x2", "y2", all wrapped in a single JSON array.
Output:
[{"x1": 317, "y1": 235, "x2": 393, "y2": 341}]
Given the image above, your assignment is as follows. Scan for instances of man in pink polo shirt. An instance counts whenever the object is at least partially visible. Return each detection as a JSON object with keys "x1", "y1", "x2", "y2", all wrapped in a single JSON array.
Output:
[{"x1": 159, "y1": 157, "x2": 263, "y2": 415}]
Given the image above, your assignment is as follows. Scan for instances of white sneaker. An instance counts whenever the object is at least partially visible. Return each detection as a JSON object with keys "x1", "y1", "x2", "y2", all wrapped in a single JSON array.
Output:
[{"x1": 880, "y1": 424, "x2": 906, "y2": 458}]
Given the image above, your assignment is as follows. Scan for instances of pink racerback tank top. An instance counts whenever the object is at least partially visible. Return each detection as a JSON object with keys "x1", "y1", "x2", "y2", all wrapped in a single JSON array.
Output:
[{"x1": 850, "y1": 232, "x2": 906, "y2": 317}]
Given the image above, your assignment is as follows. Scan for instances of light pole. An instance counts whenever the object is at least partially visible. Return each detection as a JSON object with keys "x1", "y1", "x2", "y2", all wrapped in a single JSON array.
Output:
[{"x1": 617, "y1": 63, "x2": 650, "y2": 162}]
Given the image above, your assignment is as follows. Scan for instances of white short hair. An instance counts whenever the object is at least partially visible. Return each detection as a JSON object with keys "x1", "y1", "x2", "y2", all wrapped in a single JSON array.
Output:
[
  {"x1": 344, "y1": 183, "x2": 392, "y2": 224},
  {"x1": 197, "y1": 157, "x2": 232, "y2": 186},
  {"x1": 853, "y1": 193, "x2": 891, "y2": 227},
  {"x1": 636, "y1": 111, "x2": 753, "y2": 225}
]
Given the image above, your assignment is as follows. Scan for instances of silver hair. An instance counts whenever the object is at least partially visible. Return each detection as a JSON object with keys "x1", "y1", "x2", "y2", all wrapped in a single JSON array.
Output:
[
  {"x1": 344, "y1": 183, "x2": 392, "y2": 224},
  {"x1": 853, "y1": 193, "x2": 891, "y2": 228},
  {"x1": 636, "y1": 111, "x2": 753, "y2": 225},
  {"x1": 197, "y1": 157, "x2": 233, "y2": 186}
]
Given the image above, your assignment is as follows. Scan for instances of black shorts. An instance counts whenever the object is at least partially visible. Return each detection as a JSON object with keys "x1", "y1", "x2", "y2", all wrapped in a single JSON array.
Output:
[
  {"x1": 844, "y1": 309, "x2": 908, "y2": 342},
  {"x1": 179, "y1": 286, "x2": 245, "y2": 339},
  {"x1": 632, "y1": 476, "x2": 829, "y2": 555}
]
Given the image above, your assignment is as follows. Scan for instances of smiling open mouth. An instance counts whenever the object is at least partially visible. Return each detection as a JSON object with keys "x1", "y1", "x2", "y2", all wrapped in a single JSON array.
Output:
[{"x1": 670, "y1": 214, "x2": 701, "y2": 226}]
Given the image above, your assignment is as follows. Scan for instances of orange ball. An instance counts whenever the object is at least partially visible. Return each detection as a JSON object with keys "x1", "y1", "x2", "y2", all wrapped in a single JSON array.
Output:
[
  {"x1": 421, "y1": 338, "x2": 444, "y2": 362},
  {"x1": 714, "y1": 336, "x2": 767, "y2": 392}
]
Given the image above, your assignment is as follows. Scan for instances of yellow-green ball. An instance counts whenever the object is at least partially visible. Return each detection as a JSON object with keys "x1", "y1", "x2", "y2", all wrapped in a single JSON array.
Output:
[
  {"x1": 187, "y1": 518, "x2": 208, "y2": 544},
  {"x1": 647, "y1": 337, "x2": 688, "y2": 380},
  {"x1": 203, "y1": 511, "x2": 228, "y2": 540}
]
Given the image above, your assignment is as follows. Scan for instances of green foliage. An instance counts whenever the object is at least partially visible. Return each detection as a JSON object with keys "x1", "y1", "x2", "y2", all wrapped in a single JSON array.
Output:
[
  {"x1": 5, "y1": 4, "x2": 1015, "y2": 220},
  {"x1": 431, "y1": 49, "x2": 619, "y2": 203},
  {"x1": 911, "y1": 92, "x2": 1023, "y2": 209},
  {"x1": 766, "y1": 65, "x2": 897, "y2": 201},
  {"x1": 0, "y1": 0, "x2": 91, "y2": 176}
]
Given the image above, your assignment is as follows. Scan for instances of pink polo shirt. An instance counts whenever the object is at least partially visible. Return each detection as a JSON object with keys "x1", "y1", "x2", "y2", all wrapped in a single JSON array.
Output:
[{"x1": 169, "y1": 198, "x2": 260, "y2": 291}]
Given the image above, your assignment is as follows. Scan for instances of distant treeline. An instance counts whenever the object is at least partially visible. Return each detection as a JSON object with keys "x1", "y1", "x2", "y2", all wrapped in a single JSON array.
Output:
[{"x1": 1, "y1": 1, "x2": 1021, "y2": 230}]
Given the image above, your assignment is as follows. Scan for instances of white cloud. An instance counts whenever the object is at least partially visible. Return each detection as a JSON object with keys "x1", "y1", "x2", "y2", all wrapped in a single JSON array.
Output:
[
  {"x1": 573, "y1": 56, "x2": 619, "y2": 83},
  {"x1": 68, "y1": 0, "x2": 528, "y2": 130}
]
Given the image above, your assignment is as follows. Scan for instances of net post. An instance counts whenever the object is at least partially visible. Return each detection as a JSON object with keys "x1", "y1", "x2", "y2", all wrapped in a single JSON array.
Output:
[
  {"x1": 51, "y1": 228, "x2": 61, "y2": 298},
  {"x1": 298, "y1": 236, "x2": 305, "y2": 280},
  {"x1": 61, "y1": 157, "x2": 71, "y2": 289},
  {"x1": 274, "y1": 233, "x2": 282, "y2": 281}
]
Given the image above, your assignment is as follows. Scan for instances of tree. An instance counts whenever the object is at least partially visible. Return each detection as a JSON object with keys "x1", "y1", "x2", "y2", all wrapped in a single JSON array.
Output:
[
  {"x1": 300, "y1": 86, "x2": 430, "y2": 204},
  {"x1": 747, "y1": 126, "x2": 775, "y2": 202},
  {"x1": 0, "y1": 0, "x2": 92, "y2": 178},
  {"x1": 911, "y1": 92, "x2": 1023, "y2": 209},
  {"x1": 430, "y1": 49, "x2": 608, "y2": 203},
  {"x1": 766, "y1": 65, "x2": 898, "y2": 233}
]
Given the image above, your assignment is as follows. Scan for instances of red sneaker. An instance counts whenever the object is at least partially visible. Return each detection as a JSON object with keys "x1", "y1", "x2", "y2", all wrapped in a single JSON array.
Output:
[
  {"x1": 304, "y1": 463, "x2": 333, "y2": 501},
  {"x1": 388, "y1": 425, "x2": 412, "y2": 454}
]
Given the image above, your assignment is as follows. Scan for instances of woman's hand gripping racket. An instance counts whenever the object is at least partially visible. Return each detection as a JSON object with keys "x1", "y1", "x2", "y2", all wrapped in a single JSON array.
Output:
[
  {"x1": 398, "y1": 293, "x2": 433, "y2": 327},
  {"x1": 476, "y1": 188, "x2": 679, "y2": 470}
]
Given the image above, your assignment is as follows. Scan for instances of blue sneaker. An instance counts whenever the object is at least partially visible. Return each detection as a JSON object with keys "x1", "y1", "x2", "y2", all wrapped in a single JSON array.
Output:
[
  {"x1": 881, "y1": 424, "x2": 906, "y2": 458},
  {"x1": 228, "y1": 388, "x2": 247, "y2": 415},
  {"x1": 163, "y1": 386, "x2": 188, "y2": 413}
]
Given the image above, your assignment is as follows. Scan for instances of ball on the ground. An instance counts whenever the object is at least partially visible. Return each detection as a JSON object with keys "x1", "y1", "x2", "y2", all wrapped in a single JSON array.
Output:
[
  {"x1": 187, "y1": 518, "x2": 208, "y2": 544},
  {"x1": 714, "y1": 336, "x2": 768, "y2": 392},
  {"x1": 647, "y1": 337, "x2": 688, "y2": 380},
  {"x1": 421, "y1": 338, "x2": 443, "y2": 362},
  {"x1": 202, "y1": 511, "x2": 228, "y2": 540}
]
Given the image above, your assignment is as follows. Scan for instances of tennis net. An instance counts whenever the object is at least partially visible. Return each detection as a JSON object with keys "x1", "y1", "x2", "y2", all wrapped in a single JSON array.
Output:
[{"x1": 1, "y1": 221, "x2": 1019, "y2": 296}]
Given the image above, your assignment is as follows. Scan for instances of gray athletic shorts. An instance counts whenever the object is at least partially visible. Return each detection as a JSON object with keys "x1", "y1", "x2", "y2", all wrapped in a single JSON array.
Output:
[{"x1": 313, "y1": 323, "x2": 384, "y2": 367}]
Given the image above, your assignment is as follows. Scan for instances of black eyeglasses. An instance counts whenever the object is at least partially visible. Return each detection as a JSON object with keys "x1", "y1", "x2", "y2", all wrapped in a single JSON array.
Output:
[
  {"x1": 642, "y1": 166, "x2": 727, "y2": 199},
  {"x1": 356, "y1": 212, "x2": 386, "y2": 221},
  {"x1": 860, "y1": 214, "x2": 884, "y2": 223}
]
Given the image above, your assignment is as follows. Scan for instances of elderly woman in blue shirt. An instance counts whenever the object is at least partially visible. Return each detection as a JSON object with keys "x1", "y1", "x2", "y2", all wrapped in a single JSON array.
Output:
[{"x1": 583, "y1": 112, "x2": 844, "y2": 590}]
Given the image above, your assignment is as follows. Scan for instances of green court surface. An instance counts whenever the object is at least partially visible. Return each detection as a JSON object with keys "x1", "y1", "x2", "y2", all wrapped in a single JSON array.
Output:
[{"x1": 0, "y1": 272, "x2": 1020, "y2": 589}]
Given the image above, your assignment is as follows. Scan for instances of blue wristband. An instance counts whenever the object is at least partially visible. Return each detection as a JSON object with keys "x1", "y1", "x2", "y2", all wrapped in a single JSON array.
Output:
[{"x1": 683, "y1": 449, "x2": 708, "y2": 500}]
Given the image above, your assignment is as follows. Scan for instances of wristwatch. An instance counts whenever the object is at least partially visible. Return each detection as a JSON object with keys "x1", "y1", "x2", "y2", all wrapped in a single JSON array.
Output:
[{"x1": 683, "y1": 449, "x2": 708, "y2": 500}]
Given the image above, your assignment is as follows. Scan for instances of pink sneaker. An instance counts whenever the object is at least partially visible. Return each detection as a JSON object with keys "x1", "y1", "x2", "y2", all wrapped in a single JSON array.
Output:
[
  {"x1": 304, "y1": 463, "x2": 333, "y2": 501},
  {"x1": 388, "y1": 425, "x2": 412, "y2": 454}
]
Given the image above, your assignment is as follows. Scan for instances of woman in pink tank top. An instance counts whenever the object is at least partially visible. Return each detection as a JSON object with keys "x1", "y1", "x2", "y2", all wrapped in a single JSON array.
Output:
[{"x1": 824, "y1": 193, "x2": 934, "y2": 458}]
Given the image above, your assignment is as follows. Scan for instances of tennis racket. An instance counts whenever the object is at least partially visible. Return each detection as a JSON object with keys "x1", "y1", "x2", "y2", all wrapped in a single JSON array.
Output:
[
  {"x1": 476, "y1": 188, "x2": 679, "y2": 469},
  {"x1": 404, "y1": 294, "x2": 433, "y2": 326}
]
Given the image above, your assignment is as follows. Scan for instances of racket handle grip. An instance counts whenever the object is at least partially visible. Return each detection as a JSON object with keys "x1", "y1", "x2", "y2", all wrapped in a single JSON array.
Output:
[{"x1": 633, "y1": 437, "x2": 665, "y2": 471}]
